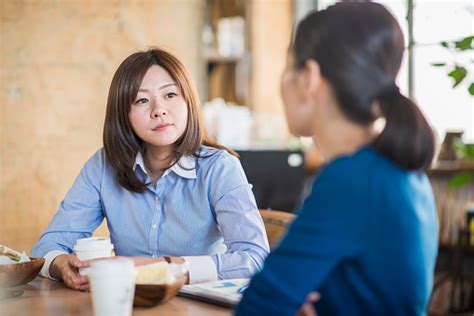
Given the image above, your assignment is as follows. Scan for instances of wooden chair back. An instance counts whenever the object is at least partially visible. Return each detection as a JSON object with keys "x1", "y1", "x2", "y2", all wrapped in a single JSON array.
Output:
[{"x1": 259, "y1": 209, "x2": 295, "y2": 249}]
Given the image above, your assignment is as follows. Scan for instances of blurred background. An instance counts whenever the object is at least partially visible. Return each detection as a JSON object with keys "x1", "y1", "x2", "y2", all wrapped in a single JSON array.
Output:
[{"x1": 1, "y1": 0, "x2": 473, "y2": 313}]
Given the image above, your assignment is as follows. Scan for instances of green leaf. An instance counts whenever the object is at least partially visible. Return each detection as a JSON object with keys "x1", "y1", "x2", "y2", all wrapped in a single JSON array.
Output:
[
  {"x1": 431, "y1": 63, "x2": 446, "y2": 67},
  {"x1": 448, "y1": 66, "x2": 467, "y2": 87},
  {"x1": 454, "y1": 35, "x2": 474, "y2": 51},
  {"x1": 441, "y1": 41, "x2": 449, "y2": 48},
  {"x1": 453, "y1": 139, "x2": 474, "y2": 160},
  {"x1": 469, "y1": 82, "x2": 474, "y2": 96},
  {"x1": 462, "y1": 145, "x2": 474, "y2": 159},
  {"x1": 448, "y1": 172, "x2": 473, "y2": 189}
]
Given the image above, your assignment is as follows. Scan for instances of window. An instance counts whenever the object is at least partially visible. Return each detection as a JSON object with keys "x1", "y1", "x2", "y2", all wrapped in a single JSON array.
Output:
[
  {"x1": 413, "y1": 0, "x2": 473, "y2": 142},
  {"x1": 316, "y1": 0, "x2": 474, "y2": 142}
]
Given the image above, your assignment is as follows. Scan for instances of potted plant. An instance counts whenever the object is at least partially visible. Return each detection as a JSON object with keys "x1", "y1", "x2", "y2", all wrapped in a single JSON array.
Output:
[{"x1": 432, "y1": 34, "x2": 474, "y2": 188}]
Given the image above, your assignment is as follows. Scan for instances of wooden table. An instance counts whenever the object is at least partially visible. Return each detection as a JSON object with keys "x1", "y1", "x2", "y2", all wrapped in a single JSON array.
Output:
[{"x1": 1, "y1": 277, "x2": 233, "y2": 316}]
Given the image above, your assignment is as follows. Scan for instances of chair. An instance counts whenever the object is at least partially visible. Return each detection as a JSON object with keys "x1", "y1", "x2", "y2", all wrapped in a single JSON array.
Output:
[
  {"x1": 259, "y1": 209, "x2": 295, "y2": 249},
  {"x1": 430, "y1": 228, "x2": 474, "y2": 314}
]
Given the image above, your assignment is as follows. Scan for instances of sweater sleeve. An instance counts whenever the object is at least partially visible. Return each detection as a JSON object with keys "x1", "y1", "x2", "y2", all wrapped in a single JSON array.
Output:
[{"x1": 235, "y1": 160, "x2": 366, "y2": 315}]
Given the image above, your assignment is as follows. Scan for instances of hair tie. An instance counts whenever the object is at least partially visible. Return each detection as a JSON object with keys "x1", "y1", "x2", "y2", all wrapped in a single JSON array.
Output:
[{"x1": 377, "y1": 83, "x2": 400, "y2": 100}]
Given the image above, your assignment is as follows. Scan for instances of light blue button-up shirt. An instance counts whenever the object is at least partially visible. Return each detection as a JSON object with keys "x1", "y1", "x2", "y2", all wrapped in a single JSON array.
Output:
[{"x1": 31, "y1": 146, "x2": 269, "y2": 283}]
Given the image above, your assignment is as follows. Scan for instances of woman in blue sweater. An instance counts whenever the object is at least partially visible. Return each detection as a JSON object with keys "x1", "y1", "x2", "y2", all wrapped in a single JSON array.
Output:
[{"x1": 236, "y1": 2, "x2": 438, "y2": 315}]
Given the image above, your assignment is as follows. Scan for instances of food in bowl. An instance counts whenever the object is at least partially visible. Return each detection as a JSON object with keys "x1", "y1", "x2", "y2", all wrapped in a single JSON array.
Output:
[
  {"x1": 0, "y1": 245, "x2": 45, "y2": 287},
  {"x1": 135, "y1": 262, "x2": 180, "y2": 284},
  {"x1": 0, "y1": 245, "x2": 30, "y2": 264},
  {"x1": 133, "y1": 262, "x2": 188, "y2": 307}
]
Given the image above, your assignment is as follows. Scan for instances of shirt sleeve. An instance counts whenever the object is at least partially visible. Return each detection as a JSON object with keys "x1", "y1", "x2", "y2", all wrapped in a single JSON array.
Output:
[
  {"x1": 208, "y1": 152, "x2": 270, "y2": 281},
  {"x1": 30, "y1": 150, "x2": 105, "y2": 259},
  {"x1": 236, "y1": 161, "x2": 366, "y2": 315},
  {"x1": 181, "y1": 255, "x2": 218, "y2": 284},
  {"x1": 39, "y1": 250, "x2": 68, "y2": 279}
]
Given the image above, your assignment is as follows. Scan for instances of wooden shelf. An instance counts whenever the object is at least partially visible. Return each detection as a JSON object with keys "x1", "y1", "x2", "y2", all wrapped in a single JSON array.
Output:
[
  {"x1": 203, "y1": 0, "x2": 248, "y2": 105},
  {"x1": 204, "y1": 52, "x2": 243, "y2": 63},
  {"x1": 428, "y1": 161, "x2": 474, "y2": 176}
]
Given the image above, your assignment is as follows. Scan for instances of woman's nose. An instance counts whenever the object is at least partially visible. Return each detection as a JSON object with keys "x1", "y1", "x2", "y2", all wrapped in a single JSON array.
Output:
[
  {"x1": 153, "y1": 111, "x2": 166, "y2": 117},
  {"x1": 152, "y1": 110, "x2": 166, "y2": 118}
]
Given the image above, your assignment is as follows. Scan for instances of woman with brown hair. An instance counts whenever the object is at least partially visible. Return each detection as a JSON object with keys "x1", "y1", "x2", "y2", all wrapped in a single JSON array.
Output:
[{"x1": 31, "y1": 48, "x2": 269, "y2": 290}]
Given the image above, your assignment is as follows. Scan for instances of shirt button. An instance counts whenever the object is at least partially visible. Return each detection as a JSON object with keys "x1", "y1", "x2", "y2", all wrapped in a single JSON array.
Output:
[{"x1": 152, "y1": 224, "x2": 157, "y2": 229}]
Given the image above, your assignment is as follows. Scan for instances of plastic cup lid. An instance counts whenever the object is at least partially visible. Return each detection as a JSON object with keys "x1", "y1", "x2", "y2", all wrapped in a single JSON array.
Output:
[{"x1": 73, "y1": 237, "x2": 114, "y2": 251}]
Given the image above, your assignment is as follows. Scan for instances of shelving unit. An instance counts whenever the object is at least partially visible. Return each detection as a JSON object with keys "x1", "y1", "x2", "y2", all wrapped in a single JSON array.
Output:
[
  {"x1": 428, "y1": 163, "x2": 474, "y2": 247},
  {"x1": 202, "y1": 0, "x2": 250, "y2": 105},
  {"x1": 200, "y1": 0, "x2": 293, "y2": 149}
]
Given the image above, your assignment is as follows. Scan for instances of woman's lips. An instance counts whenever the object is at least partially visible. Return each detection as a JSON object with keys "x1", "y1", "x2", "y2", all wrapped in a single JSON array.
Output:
[{"x1": 152, "y1": 123, "x2": 172, "y2": 131}]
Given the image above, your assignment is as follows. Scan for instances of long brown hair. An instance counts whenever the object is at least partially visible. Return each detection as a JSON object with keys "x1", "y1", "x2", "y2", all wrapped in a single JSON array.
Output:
[{"x1": 103, "y1": 48, "x2": 236, "y2": 192}]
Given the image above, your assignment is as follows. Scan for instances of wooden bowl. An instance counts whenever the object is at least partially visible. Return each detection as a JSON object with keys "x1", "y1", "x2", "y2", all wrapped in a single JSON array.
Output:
[
  {"x1": 133, "y1": 275, "x2": 187, "y2": 307},
  {"x1": 0, "y1": 258, "x2": 45, "y2": 288}
]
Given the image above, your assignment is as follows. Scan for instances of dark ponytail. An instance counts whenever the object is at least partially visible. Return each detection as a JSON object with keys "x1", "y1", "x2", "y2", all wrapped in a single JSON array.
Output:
[
  {"x1": 372, "y1": 88, "x2": 435, "y2": 170},
  {"x1": 292, "y1": 2, "x2": 435, "y2": 170}
]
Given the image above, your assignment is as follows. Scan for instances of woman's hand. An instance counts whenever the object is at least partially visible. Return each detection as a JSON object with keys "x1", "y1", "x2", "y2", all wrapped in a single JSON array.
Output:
[
  {"x1": 109, "y1": 256, "x2": 186, "y2": 266},
  {"x1": 105, "y1": 256, "x2": 166, "y2": 266},
  {"x1": 130, "y1": 256, "x2": 166, "y2": 266},
  {"x1": 50, "y1": 254, "x2": 89, "y2": 291},
  {"x1": 296, "y1": 292, "x2": 320, "y2": 316}
]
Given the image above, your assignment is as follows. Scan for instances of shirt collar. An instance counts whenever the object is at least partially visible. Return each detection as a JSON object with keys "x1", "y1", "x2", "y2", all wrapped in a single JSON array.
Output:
[{"x1": 133, "y1": 151, "x2": 197, "y2": 179}]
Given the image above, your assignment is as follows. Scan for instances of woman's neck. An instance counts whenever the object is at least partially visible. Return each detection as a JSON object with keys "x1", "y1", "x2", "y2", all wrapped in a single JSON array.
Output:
[
  {"x1": 313, "y1": 119, "x2": 376, "y2": 162},
  {"x1": 143, "y1": 146, "x2": 173, "y2": 184}
]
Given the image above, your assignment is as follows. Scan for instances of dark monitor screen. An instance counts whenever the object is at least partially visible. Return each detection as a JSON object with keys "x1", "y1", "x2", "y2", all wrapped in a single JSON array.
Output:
[{"x1": 236, "y1": 150, "x2": 309, "y2": 213}]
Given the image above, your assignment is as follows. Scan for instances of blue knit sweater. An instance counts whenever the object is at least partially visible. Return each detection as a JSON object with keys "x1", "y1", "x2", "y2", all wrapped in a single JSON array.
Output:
[{"x1": 236, "y1": 146, "x2": 438, "y2": 316}]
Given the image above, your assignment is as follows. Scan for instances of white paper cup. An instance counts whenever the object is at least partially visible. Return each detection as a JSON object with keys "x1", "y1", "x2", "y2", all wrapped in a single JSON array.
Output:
[
  {"x1": 88, "y1": 259, "x2": 136, "y2": 316},
  {"x1": 73, "y1": 237, "x2": 114, "y2": 275}
]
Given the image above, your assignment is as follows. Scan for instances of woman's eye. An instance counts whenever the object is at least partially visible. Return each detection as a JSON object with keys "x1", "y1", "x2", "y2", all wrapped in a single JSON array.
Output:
[
  {"x1": 165, "y1": 92, "x2": 177, "y2": 100},
  {"x1": 134, "y1": 98, "x2": 148, "y2": 105}
]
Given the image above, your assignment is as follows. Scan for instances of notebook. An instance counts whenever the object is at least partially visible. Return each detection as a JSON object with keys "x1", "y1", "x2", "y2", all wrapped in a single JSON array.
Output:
[{"x1": 178, "y1": 278, "x2": 249, "y2": 308}]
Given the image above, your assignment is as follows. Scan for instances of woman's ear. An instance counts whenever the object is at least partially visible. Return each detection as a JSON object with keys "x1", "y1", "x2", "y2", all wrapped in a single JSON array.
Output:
[{"x1": 302, "y1": 59, "x2": 321, "y2": 100}]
